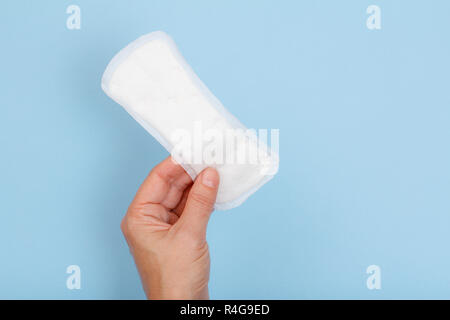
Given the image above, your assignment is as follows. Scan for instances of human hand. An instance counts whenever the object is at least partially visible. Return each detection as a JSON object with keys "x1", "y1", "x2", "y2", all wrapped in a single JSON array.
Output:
[{"x1": 121, "y1": 156, "x2": 220, "y2": 299}]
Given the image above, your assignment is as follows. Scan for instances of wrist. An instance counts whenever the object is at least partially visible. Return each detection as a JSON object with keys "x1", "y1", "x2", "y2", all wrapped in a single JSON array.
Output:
[{"x1": 146, "y1": 282, "x2": 209, "y2": 300}]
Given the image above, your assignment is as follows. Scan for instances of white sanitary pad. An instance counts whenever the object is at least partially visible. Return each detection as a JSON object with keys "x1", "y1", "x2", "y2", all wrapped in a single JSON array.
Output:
[{"x1": 101, "y1": 31, "x2": 278, "y2": 210}]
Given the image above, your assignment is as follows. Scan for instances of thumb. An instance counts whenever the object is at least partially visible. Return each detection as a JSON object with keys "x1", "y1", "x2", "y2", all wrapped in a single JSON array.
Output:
[{"x1": 177, "y1": 167, "x2": 220, "y2": 240}]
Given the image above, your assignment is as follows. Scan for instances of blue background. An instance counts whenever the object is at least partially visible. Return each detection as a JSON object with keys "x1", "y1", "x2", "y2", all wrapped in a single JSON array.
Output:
[{"x1": 1, "y1": 0, "x2": 449, "y2": 299}]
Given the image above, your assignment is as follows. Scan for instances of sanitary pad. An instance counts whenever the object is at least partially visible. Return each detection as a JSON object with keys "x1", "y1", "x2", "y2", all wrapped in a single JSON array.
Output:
[{"x1": 101, "y1": 31, "x2": 278, "y2": 210}]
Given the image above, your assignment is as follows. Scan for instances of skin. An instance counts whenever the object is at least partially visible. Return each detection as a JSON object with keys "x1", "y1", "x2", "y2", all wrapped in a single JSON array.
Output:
[{"x1": 121, "y1": 156, "x2": 220, "y2": 299}]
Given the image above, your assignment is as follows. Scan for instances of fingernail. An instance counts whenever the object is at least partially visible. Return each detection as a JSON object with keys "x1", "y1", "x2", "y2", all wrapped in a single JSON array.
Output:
[{"x1": 202, "y1": 168, "x2": 219, "y2": 188}]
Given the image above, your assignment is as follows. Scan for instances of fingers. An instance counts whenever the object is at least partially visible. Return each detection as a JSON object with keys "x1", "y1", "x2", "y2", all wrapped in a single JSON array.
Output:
[
  {"x1": 176, "y1": 168, "x2": 220, "y2": 241},
  {"x1": 172, "y1": 185, "x2": 192, "y2": 217},
  {"x1": 131, "y1": 156, "x2": 192, "y2": 210}
]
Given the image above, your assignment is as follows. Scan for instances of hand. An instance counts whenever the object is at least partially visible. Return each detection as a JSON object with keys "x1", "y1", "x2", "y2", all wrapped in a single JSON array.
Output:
[{"x1": 121, "y1": 156, "x2": 220, "y2": 299}]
